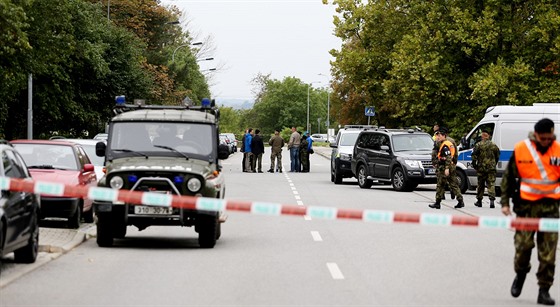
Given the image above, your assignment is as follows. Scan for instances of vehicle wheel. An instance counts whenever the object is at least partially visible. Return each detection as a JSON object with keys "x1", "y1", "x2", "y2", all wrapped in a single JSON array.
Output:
[
  {"x1": 68, "y1": 204, "x2": 81, "y2": 229},
  {"x1": 83, "y1": 203, "x2": 94, "y2": 223},
  {"x1": 216, "y1": 222, "x2": 222, "y2": 240},
  {"x1": 113, "y1": 222, "x2": 127, "y2": 239},
  {"x1": 14, "y1": 210, "x2": 39, "y2": 263},
  {"x1": 391, "y1": 166, "x2": 410, "y2": 192},
  {"x1": 96, "y1": 213, "x2": 114, "y2": 247},
  {"x1": 357, "y1": 164, "x2": 373, "y2": 189},
  {"x1": 197, "y1": 215, "x2": 218, "y2": 248},
  {"x1": 333, "y1": 166, "x2": 342, "y2": 184},
  {"x1": 457, "y1": 170, "x2": 468, "y2": 194},
  {"x1": 330, "y1": 169, "x2": 335, "y2": 182}
]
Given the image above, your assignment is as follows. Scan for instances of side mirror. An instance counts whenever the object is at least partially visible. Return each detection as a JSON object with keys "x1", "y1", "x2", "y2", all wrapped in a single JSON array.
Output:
[
  {"x1": 218, "y1": 144, "x2": 230, "y2": 160},
  {"x1": 96, "y1": 142, "x2": 106, "y2": 157},
  {"x1": 330, "y1": 142, "x2": 337, "y2": 148},
  {"x1": 83, "y1": 164, "x2": 95, "y2": 172}
]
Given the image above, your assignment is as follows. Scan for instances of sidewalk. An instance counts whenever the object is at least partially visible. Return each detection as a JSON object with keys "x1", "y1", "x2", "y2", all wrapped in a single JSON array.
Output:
[{"x1": 38, "y1": 223, "x2": 96, "y2": 253}]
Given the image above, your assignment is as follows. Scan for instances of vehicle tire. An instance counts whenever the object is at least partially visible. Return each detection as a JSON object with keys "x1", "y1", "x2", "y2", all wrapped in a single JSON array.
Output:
[
  {"x1": 197, "y1": 215, "x2": 218, "y2": 248},
  {"x1": 83, "y1": 203, "x2": 94, "y2": 223},
  {"x1": 357, "y1": 164, "x2": 373, "y2": 189},
  {"x1": 457, "y1": 170, "x2": 468, "y2": 194},
  {"x1": 216, "y1": 222, "x2": 222, "y2": 240},
  {"x1": 68, "y1": 203, "x2": 81, "y2": 229},
  {"x1": 14, "y1": 209, "x2": 39, "y2": 263},
  {"x1": 96, "y1": 213, "x2": 114, "y2": 247},
  {"x1": 333, "y1": 165, "x2": 342, "y2": 184},
  {"x1": 391, "y1": 166, "x2": 410, "y2": 192}
]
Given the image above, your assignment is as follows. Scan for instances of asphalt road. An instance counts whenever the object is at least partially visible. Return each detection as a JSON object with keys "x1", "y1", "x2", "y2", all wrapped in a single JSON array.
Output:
[{"x1": 0, "y1": 146, "x2": 558, "y2": 306}]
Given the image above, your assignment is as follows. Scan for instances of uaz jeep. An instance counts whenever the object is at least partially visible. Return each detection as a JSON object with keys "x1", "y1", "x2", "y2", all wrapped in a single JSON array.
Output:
[{"x1": 93, "y1": 98, "x2": 230, "y2": 248}]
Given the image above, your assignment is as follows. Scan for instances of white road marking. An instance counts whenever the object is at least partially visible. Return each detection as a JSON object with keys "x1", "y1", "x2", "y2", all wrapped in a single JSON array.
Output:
[
  {"x1": 326, "y1": 263, "x2": 345, "y2": 280},
  {"x1": 293, "y1": 191, "x2": 299, "y2": 195},
  {"x1": 294, "y1": 195, "x2": 301, "y2": 200},
  {"x1": 296, "y1": 200, "x2": 304, "y2": 206},
  {"x1": 304, "y1": 215, "x2": 311, "y2": 220},
  {"x1": 311, "y1": 231, "x2": 323, "y2": 241},
  {"x1": 291, "y1": 186, "x2": 296, "y2": 190}
]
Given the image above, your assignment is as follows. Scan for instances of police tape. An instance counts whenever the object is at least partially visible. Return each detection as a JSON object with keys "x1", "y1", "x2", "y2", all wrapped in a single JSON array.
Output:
[{"x1": 2, "y1": 177, "x2": 559, "y2": 232}]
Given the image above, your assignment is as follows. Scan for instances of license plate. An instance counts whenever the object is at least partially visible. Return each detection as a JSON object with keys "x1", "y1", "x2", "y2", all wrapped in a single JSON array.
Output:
[
  {"x1": 134, "y1": 206, "x2": 173, "y2": 215},
  {"x1": 428, "y1": 169, "x2": 436, "y2": 174}
]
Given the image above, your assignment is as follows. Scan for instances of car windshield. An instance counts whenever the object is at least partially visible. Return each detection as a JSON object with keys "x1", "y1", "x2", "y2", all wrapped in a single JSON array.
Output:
[
  {"x1": 109, "y1": 122, "x2": 214, "y2": 158},
  {"x1": 13, "y1": 143, "x2": 78, "y2": 170},
  {"x1": 392, "y1": 134, "x2": 434, "y2": 152},
  {"x1": 339, "y1": 132, "x2": 360, "y2": 146}
]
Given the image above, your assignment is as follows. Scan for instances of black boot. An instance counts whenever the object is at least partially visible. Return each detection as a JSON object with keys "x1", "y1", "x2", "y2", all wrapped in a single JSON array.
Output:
[
  {"x1": 511, "y1": 273, "x2": 526, "y2": 298},
  {"x1": 442, "y1": 194, "x2": 446, "y2": 200},
  {"x1": 538, "y1": 288, "x2": 555, "y2": 305},
  {"x1": 428, "y1": 200, "x2": 441, "y2": 209},
  {"x1": 454, "y1": 200, "x2": 465, "y2": 209},
  {"x1": 489, "y1": 200, "x2": 495, "y2": 208},
  {"x1": 474, "y1": 199, "x2": 482, "y2": 207},
  {"x1": 450, "y1": 191, "x2": 455, "y2": 200}
]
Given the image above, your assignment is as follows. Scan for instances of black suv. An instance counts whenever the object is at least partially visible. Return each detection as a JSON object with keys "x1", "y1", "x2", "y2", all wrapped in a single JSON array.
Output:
[
  {"x1": 93, "y1": 98, "x2": 230, "y2": 248},
  {"x1": 350, "y1": 128, "x2": 436, "y2": 191}
]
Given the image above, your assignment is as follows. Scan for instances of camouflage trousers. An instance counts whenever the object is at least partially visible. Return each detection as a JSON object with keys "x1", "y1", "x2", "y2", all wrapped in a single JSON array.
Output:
[
  {"x1": 436, "y1": 166, "x2": 462, "y2": 201},
  {"x1": 300, "y1": 151, "x2": 310, "y2": 172},
  {"x1": 476, "y1": 171, "x2": 496, "y2": 201},
  {"x1": 270, "y1": 151, "x2": 282, "y2": 171},
  {"x1": 512, "y1": 201, "x2": 559, "y2": 288}
]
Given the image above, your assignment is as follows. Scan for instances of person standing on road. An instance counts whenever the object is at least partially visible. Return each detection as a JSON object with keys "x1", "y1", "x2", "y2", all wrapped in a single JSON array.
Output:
[
  {"x1": 472, "y1": 128, "x2": 500, "y2": 208},
  {"x1": 501, "y1": 118, "x2": 559, "y2": 306},
  {"x1": 251, "y1": 129, "x2": 265, "y2": 173},
  {"x1": 243, "y1": 128, "x2": 254, "y2": 173},
  {"x1": 299, "y1": 131, "x2": 313, "y2": 172},
  {"x1": 431, "y1": 125, "x2": 458, "y2": 200},
  {"x1": 268, "y1": 129, "x2": 285, "y2": 173},
  {"x1": 240, "y1": 129, "x2": 247, "y2": 172},
  {"x1": 429, "y1": 127, "x2": 464, "y2": 209},
  {"x1": 287, "y1": 126, "x2": 301, "y2": 172}
]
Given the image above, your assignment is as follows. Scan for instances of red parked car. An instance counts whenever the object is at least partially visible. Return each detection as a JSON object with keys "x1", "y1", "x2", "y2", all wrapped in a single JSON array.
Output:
[{"x1": 11, "y1": 140, "x2": 97, "y2": 228}]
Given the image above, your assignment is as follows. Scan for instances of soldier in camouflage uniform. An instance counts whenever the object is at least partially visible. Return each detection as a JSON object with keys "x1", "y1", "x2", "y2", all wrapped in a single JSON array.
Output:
[
  {"x1": 471, "y1": 128, "x2": 500, "y2": 208},
  {"x1": 429, "y1": 127, "x2": 464, "y2": 209},
  {"x1": 299, "y1": 131, "x2": 310, "y2": 172},
  {"x1": 501, "y1": 118, "x2": 559, "y2": 305},
  {"x1": 431, "y1": 128, "x2": 458, "y2": 200}
]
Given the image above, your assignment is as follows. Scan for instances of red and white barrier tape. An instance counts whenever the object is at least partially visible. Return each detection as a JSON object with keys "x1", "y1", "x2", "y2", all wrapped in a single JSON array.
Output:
[{"x1": 2, "y1": 177, "x2": 559, "y2": 232}]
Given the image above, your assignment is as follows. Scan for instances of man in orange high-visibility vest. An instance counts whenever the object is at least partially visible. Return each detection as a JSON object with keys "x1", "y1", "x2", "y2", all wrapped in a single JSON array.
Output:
[{"x1": 501, "y1": 118, "x2": 560, "y2": 306}]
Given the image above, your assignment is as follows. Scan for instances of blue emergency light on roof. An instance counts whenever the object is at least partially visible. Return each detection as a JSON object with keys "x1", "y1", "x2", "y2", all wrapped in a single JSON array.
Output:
[
  {"x1": 115, "y1": 95, "x2": 126, "y2": 105},
  {"x1": 201, "y1": 98, "x2": 211, "y2": 108}
]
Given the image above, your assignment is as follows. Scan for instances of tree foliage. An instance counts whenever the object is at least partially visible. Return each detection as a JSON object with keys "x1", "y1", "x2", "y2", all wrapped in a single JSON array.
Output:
[
  {"x1": 0, "y1": 0, "x2": 211, "y2": 139},
  {"x1": 329, "y1": 0, "x2": 560, "y2": 138}
]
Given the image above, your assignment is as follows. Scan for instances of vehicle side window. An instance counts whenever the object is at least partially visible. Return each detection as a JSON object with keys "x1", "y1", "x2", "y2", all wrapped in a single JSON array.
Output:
[
  {"x1": 3, "y1": 149, "x2": 26, "y2": 179},
  {"x1": 77, "y1": 146, "x2": 91, "y2": 166},
  {"x1": 465, "y1": 123, "x2": 495, "y2": 149}
]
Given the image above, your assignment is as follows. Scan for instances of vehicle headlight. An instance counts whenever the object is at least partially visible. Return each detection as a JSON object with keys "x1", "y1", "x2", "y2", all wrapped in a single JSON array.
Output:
[
  {"x1": 187, "y1": 177, "x2": 202, "y2": 193},
  {"x1": 109, "y1": 176, "x2": 124, "y2": 189},
  {"x1": 404, "y1": 160, "x2": 422, "y2": 168},
  {"x1": 339, "y1": 153, "x2": 352, "y2": 161}
]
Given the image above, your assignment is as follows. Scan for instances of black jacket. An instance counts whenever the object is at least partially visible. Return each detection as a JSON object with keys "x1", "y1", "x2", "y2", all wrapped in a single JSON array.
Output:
[{"x1": 251, "y1": 134, "x2": 265, "y2": 155}]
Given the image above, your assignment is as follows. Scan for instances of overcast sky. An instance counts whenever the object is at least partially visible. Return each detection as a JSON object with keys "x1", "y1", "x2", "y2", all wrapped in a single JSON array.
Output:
[{"x1": 162, "y1": 0, "x2": 341, "y2": 102}]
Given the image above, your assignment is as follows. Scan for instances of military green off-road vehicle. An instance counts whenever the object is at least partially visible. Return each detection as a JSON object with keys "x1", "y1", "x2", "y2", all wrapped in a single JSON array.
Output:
[{"x1": 93, "y1": 98, "x2": 230, "y2": 248}]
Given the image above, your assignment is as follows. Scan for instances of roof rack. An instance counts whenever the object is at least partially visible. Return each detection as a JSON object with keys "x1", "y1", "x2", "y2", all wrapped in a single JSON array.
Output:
[
  {"x1": 343, "y1": 125, "x2": 378, "y2": 130},
  {"x1": 112, "y1": 96, "x2": 219, "y2": 119}
]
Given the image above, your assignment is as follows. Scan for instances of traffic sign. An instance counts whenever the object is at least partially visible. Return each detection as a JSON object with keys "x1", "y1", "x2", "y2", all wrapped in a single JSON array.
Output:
[{"x1": 365, "y1": 106, "x2": 375, "y2": 117}]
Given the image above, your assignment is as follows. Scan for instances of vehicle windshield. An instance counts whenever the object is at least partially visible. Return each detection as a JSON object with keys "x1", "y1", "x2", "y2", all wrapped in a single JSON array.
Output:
[
  {"x1": 392, "y1": 134, "x2": 434, "y2": 152},
  {"x1": 108, "y1": 122, "x2": 214, "y2": 158},
  {"x1": 13, "y1": 143, "x2": 78, "y2": 170},
  {"x1": 339, "y1": 132, "x2": 360, "y2": 146}
]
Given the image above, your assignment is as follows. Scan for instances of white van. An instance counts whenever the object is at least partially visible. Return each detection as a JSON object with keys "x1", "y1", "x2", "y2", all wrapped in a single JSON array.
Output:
[{"x1": 456, "y1": 103, "x2": 560, "y2": 193}]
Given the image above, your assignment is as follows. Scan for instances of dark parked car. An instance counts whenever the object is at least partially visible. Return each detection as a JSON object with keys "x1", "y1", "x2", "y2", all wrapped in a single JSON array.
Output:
[
  {"x1": 0, "y1": 142, "x2": 40, "y2": 268},
  {"x1": 11, "y1": 140, "x2": 97, "y2": 228},
  {"x1": 350, "y1": 128, "x2": 437, "y2": 191}
]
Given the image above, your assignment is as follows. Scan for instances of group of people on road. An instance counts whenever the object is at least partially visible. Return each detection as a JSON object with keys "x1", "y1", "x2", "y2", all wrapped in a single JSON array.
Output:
[
  {"x1": 240, "y1": 127, "x2": 314, "y2": 174},
  {"x1": 429, "y1": 119, "x2": 559, "y2": 305},
  {"x1": 287, "y1": 126, "x2": 314, "y2": 173},
  {"x1": 240, "y1": 128, "x2": 265, "y2": 173}
]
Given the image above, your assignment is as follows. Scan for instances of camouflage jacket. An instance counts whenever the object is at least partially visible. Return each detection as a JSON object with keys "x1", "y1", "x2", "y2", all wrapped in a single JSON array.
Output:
[{"x1": 471, "y1": 139, "x2": 500, "y2": 172}]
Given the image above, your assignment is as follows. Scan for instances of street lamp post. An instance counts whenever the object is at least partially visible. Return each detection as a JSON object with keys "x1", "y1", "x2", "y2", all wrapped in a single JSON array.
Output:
[
  {"x1": 172, "y1": 42, "x2": 203, "y2": 63},
  {"x1": 307, "y1": 81, "x2": 321, "y2": 133}
]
